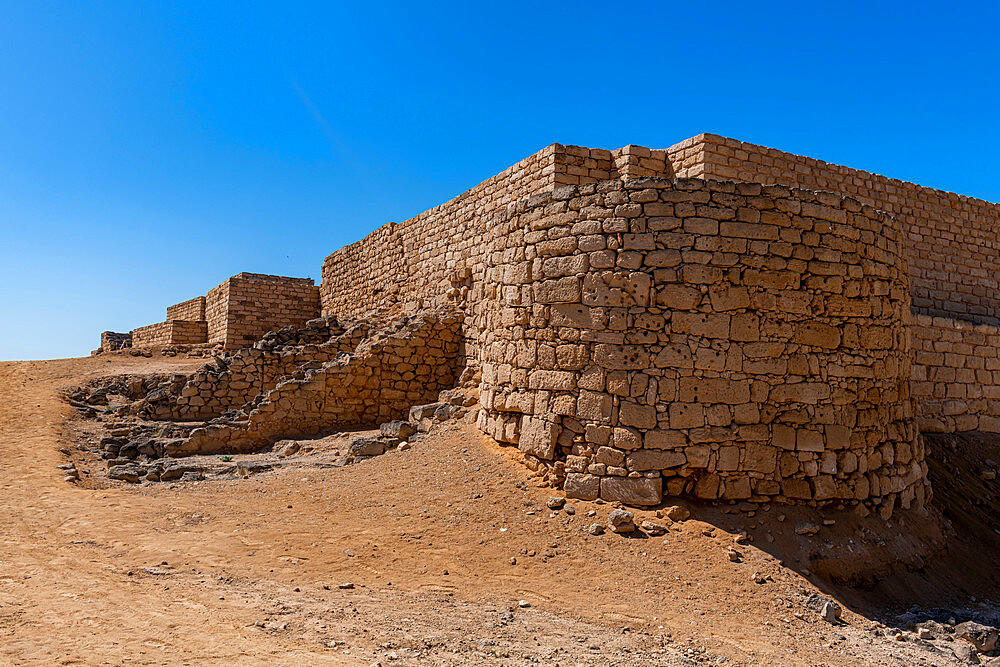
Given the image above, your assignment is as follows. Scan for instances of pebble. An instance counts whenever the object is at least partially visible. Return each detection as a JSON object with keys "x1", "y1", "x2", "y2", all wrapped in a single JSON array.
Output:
[
  {"x1": 546, "y1": 497, "x2": 565, "y2": 509},
  {"x1": 518, "y1": 600, "x2": 531, "y2": 608},
  {"x1": 339, "y1": 582, "x2": 355, "y2": 590},
  {"x1": 588, "y1": 523, "x2": 605, "y2": 536},
  {"x1": 727, "y1": 547, "x2": 742, "y2": 562}
]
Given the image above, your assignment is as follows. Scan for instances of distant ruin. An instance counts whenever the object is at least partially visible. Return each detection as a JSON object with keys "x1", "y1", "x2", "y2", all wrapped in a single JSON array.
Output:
[
  {"x1": 96, "y1": 133, "x2": 1000, "y2": 514},
  {"x1": 102, "y1": 272, "x2": 320, "y2": 352}
]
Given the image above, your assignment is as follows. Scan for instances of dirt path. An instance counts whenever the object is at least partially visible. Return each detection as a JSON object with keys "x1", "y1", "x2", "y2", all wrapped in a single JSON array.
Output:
[{"x1": 0, "y1": 356, "x2": 981, "y2": 665}]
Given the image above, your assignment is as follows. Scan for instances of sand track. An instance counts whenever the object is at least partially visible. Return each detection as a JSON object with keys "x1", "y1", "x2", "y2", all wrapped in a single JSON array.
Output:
[{"x1": 0, "y1": 355, "x2": 994, "y2": 665}]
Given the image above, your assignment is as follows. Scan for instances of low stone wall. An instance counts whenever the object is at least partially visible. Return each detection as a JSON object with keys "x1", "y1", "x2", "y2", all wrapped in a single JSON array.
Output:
[
  {"x1": 132, "y1": 320, "x2": 208, "y2": 348},
  {"x1": 478, "y1": 178, "x2": 924, "y2": 512},
  {"x1": 174, "y1": 310, "x2": 462, "y2": 455},
  {"x1": 141, "y1": 317, "x2": 368, "y2": 421},
  {"x1": 911, "y1": 314, "x2": 1000, "y2": 433},
  {"x1": 166, "y1": 296, "x2": 206, "y2": 321}
]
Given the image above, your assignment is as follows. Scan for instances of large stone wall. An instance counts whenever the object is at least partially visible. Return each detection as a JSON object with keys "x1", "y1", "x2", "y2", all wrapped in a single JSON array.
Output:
[
  {"x1": 689, "y1": 134, "x2": 1000, "y2": 324},
  {"x1": 318, "y1": 142, "x2": 709, "y2": 330},
  {"x1": 207, "y1": 273, "x2": 321, "y2": 350},
  {"x1": 477, "y1": 178, "x2": 923, "y2": 512},
  {"x1": 911, "y1": 314, "x2": 1000, "y2": 434}
]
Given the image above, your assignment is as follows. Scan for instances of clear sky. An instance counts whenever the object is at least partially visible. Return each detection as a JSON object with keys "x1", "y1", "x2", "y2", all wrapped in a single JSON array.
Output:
[{"x1": 1, "y1": 2, "x2": 998, "y2": 360}]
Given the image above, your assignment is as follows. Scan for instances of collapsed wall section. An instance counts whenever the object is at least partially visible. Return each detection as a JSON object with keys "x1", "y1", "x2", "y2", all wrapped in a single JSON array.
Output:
[
  {"x1": 141, "y1": 318, "x2": 367, "y2": 421},
  {"x1": 688, "y1": 134, "x2": 1000, "y2": 324},
  {"x1": 100, "y1": 331, "x2": 132, "y2": 352},
  {"x1": 478, "y1": 178, "x2": 924, "y2": 512},
  {"x1": 175, "y1": 310, "x2": 462, "y2": 455}
]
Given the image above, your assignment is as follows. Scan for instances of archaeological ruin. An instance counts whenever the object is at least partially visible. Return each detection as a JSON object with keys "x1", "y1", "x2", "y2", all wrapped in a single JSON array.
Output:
[{"x1": 91, "y1": 133, "x2": 1000, "y2": 515}]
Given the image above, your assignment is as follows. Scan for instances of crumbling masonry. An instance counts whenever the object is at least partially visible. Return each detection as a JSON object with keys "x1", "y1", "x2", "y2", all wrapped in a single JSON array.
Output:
[{"x1": 99, "y1": 133, "x2": 1000, "y2": 513}]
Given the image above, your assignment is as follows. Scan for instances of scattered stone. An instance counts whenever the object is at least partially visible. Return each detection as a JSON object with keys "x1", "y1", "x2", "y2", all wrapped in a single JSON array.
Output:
[
  {"x1": 640, "y1": 521, "x2": 668, "y2": 536},
  {"x1": 665, "y1": 505, "x2": 690, "y2": 522},
  {"x1": 108, "y1": 464, "x2": 143, "y2": 483},
  {"x1": 794, "y1": 522, "x2": 820, "y2": 536},
  {"x1": 952, "y1": 643, "x2": 980, "y2": 664},
  {"x1": 380, "y1": 420, "x2": 416, "y2": 440},
  {"x1": 820, "y1": 600, "x2": 842, "y2": 624},
  {"x1": 409, "y1": 403, "x2": 444, "y2": 421},
  {"x1": 546, "y1": 496, "x2": 565, "y2": 510},
  {"x1": 518, "y1": 600, "x2": 531, "y2": 608},
  {"x1": 348, "y1": 438, "x2": 385, "y2": 457},
  {"x1": 564, "y1": 505, "x2": 575, "y2": 516},
  {"x1": 956, "y1": 621, "x2": 999, "y2": 652},
  {"x1": 915, "y1": 620, "x2": 948, "y2": 640},
  {"x1": 275, "y1": 440, "x2": 301, "y2": 457},
  {"x1": 727, "y1": 547, "x2": 742, "y2": 563},
  {"x1": 338, "y1": 582, "x2": 355, "y2": 590},
  {"x1": 588, "y1": 523, "x2": 605, "y2": 536},
  {"x1": 752, "y1": 571, "x2": 766, "y2": 584},
  {"x1": 608, "y1": 509, "x2": 636, "y2": 534}
]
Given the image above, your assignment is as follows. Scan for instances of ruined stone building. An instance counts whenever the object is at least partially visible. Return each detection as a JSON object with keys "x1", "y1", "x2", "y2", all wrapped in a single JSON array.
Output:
[{"x1": 100, "y1": 133, "x2": 1000, "y2": 513}]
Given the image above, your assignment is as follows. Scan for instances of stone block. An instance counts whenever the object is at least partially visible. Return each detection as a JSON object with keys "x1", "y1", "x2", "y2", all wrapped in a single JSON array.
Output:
[
  {"x1": 519, "y1": 416, "x2": 559, "y2": 460},
  {"x1": 626, "y1": 449, "x2": 685, "y2": 470},
  {"x1": 564, "y1": 473, "x2": 600, "y2": 500},
  {"x1": 600, "y1": 475, "x2": 662, "y2": 506}
]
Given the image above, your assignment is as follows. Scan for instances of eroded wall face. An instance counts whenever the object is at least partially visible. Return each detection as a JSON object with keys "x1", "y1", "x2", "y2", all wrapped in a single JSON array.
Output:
[
  {"x1": 690, "y1": 134, "x2": 1000, "y2": 324},
  {"x1": 476, "y1": 179, "x2": 923, "y2": 511}
]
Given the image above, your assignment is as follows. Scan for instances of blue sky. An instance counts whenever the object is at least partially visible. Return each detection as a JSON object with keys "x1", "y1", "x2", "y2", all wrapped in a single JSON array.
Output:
[{"x1": 1, "y1": 2, "x2": 998, "y2": 360}]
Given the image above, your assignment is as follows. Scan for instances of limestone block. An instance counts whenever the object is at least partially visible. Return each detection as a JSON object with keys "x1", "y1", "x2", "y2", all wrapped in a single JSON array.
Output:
[{"x1": 600, "y1": 475, "x2": 662, "y2": 506}]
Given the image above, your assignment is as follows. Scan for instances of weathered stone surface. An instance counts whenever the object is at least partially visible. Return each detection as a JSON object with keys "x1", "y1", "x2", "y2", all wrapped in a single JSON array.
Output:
[{"x1": 600, "y1": 476, "x2": 662, "y2": 506}]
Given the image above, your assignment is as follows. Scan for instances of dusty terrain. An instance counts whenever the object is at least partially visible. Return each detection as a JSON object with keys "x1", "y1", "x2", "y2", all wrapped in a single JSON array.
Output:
[{"x1": 2, "y1": 355, "x2": 999, "y2": 665}]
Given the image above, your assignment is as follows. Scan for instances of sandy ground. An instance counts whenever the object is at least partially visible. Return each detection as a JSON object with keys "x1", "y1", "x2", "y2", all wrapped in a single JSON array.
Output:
[{"x1": 0, "y1": 355, "x2": 993, "y2": 665}]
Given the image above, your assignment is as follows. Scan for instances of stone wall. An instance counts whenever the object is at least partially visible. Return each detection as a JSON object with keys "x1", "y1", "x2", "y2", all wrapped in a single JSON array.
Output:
[
  {"x1": 318, "y1": 142, "x2": 710, "y2": 331},
  {"x1": 166, "y1": 296, "x2": 206, "y2": 322},
  {"x1": 689, "y1": 134, "x2": 1000, "y2": 324},
  {"x1": 208, "y1": 273, "x2": 321, "y2": 350},
  {"x1": 140, "y1": 317, "x2": 367, "y2": 421},
  {"x1": 476, "y1": 178, "x2": 923, "y2": 513},
  {"x1": 174, "y1": 310, "x2": 462, "y2": 455},
  {"x1": 132, "y1": 320, "x2": 209, "y2": 348},
  {"x1": 911, "y1": 314, "x2": 1000, "y2": 434}
]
